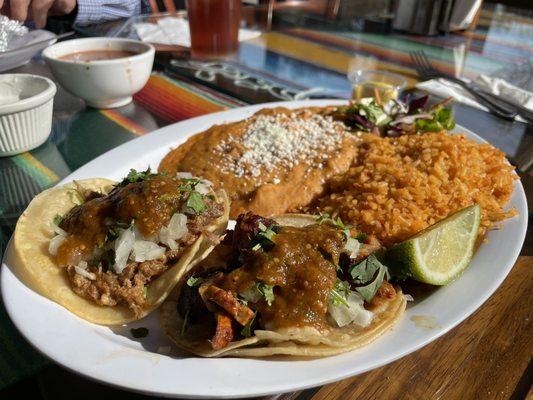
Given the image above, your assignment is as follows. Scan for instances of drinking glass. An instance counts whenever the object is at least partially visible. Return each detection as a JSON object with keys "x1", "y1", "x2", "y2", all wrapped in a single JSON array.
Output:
[
  {"x1": 348, "y1": 70, "x2": 407, "y2": 102},
  {"x1": 187, "y1": 0, "x2": 242, "y2": 59}
]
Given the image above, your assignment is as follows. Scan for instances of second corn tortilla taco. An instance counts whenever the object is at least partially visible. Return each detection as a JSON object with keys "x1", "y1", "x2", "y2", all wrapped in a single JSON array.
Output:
[
  {"x1": 160, "y1": 213, "x2": 406, "y2": 357},
  {"x1": 12, "y1": 172, "x2": 229, "y2": 325}
]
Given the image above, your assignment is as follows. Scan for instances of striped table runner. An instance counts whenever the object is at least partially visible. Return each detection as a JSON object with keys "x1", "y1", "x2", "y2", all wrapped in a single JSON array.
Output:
[{"x1": 1, "y1": 3, "x2": 532, "y2": 388}]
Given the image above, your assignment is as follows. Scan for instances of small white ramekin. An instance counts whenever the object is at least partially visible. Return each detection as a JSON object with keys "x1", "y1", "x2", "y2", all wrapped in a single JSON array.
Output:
[{"x1": 0, "y1": 74, "x2": 56, "y2": 157}]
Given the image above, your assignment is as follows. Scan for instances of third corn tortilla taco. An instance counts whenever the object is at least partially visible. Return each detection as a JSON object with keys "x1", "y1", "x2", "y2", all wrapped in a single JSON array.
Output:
[
  {"x1": 160, "y1": 212, "x2": 406, "y2": 357},
  {"x1": 12, "y1": 170, "x2": 229, "y2": 325}
]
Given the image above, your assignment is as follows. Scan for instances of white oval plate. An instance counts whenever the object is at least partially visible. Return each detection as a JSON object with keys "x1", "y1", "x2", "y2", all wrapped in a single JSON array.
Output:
[{"x1": 1, "y1": 100, "x2": 527, "y2": 398}]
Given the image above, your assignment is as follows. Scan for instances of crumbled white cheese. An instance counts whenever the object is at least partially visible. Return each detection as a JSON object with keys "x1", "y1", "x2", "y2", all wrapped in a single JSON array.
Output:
[{"x1": 216, "y1": 111, "x2": 350, "y2": 181}]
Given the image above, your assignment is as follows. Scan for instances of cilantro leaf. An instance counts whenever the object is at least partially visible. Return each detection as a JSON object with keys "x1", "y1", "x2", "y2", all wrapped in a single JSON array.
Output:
[
  {"x1": 53, "y1": 214, "x2": 63, "y2": 226},
  {"x1": 243, "y1": 282, "x2": 275, "y2": 306},
  {"x1": 356, "y1": 232, "x2": 368, "y2": 242},
  {"x1": 105, "y1": 220, "x2": 134, "y2": 243},
  {"x1": 330, "y1": 280, "x2": 350, "y2": 306},
  {"x1": 349, "y1": 254, "x2": 389, "y2": 302},
  {"x1": 106, "y1": 227, "x2": 120, "y2": 242},
  {"x1": 356, "y1": 266, "x2": 387, "y2": 302},
  {"x1": 258, "y1": 283, "x2": 275, "y2": 306},
  {"x1": 178, "y1": 178, "x2": 200, "y2": 191},
  {"x1": 240, "y1": 314, "x2": 256, "y2": 337},
  {"x1": 350, "y1": 255, "x2": 381, "y2": 284},
  {"x1": 186, "y1": 276, "x2": 203, "y2": 287},
  {"x1": 251, "y1": 223, "x2": 280, "y2": 251},
  {"x1": 186, "y1": 191, "x2": 206, "y2": 214},
  {"x1": 317, "y1": 213, "x2": 350, "y2": 230},
  {"x1": 257, "y1": 223, "x2": 278, "y2": 242},
  {"x1": 118, "y1": 168, "x2": 157, "y2": 187}
]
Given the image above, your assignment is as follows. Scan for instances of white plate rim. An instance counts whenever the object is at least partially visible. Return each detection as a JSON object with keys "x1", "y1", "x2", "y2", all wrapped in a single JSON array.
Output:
[{"x1": 1, "y1": 99, "x2": 528, "y2": 398}]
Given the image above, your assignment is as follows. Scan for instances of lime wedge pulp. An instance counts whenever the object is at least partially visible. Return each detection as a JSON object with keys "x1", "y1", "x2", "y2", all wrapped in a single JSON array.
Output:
[{"x1": 386, "y1": 204, "x2": 481, "y2": 285}]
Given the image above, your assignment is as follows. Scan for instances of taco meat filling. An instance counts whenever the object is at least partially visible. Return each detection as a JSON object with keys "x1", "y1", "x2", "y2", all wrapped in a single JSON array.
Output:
[
  {"x1": 48, "y1": 170, "x2": 224, "y2": 316},
  {"x1": 179, "y1": 212, "x2": 397, "y2": 350}
]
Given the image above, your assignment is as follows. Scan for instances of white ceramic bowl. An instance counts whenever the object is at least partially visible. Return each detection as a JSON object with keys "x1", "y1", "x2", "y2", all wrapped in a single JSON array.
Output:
[
  {"x1": 42, "y1": 38, "x2": 155, "y2": 109},
  {"x1": 0, "y1": 74, "x2": 56, "y2": 157}
]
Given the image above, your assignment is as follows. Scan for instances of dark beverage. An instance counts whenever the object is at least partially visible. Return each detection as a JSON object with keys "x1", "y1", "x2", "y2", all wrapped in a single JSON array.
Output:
[{"x1": 187, "y1": 0, "x2": 241, "y2": 59}]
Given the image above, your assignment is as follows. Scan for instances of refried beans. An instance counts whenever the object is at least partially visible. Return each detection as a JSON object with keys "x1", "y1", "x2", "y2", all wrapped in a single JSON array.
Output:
[{"x1": 159, "y1": 107, "x2": 360, "y2": 218}]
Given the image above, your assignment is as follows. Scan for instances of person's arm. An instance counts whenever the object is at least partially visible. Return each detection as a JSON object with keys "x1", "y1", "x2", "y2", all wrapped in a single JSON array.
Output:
[{"x1": 75, "y1": 0, "x2": 143, "y2": 25}]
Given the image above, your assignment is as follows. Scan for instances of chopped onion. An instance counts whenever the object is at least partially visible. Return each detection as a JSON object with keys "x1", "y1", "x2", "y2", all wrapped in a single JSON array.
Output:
[
  {"x1": 159, "y1": 213, "x2": 188, "y2": 250},
  {"x1": 48, "y1": 235, "x2": 66, "y2": 256},
  {"x1": 195, "y1": 179, "x2": 212, "y2": 195},
  {"x1": 133, "y1": 240, "x2": 166, "y2": 262},
  {"x1": 328, "y1": 292, "x2": 374, "y2": 328},
  {"x1": 74, "y1": 261, "x2": 96, "y2": 280},
  {"x1": 114, "y1": 228, "x2": 135, "y2": 273},
  {"x1": 53, "y1": 224, "x2": 67, "y2": 237},
  {"x1": 404, "y1": 294, "x2": 414, "y2": 302},
  {"x1": 344, "y1": 237, "x2": 360, "y2": 259}
]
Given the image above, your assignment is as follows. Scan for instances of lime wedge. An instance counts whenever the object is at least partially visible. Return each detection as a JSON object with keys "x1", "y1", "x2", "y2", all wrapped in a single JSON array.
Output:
[{"x1": 386, "y1": 204, "x2": 481, "y2": 285}]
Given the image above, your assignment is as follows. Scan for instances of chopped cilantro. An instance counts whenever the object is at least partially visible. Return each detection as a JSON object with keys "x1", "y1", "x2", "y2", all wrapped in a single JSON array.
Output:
[
  {"x1": 206, "y1": 194, "x2": 215, "y2": 201},
  {"x1": 330, "y1": 280, "x2": 350, "y2": 306},
  {"x1": 178, "y1": 178, "x2": 200, "y2": 192},
  {"x1": 53, "y1": 214, "x2": 63, "y2": 226},
  {"x1": 106, "y1": 227, "x2": 119, "y2": 242},
  {"x1": 252, "y1": 223, "x2": 280, "y2": 251},
  {"x1": 186, "y1": 191, "x2": 206, "y2": 214},
  {"x1": 254, "y1": 282, "x2": 275, "y2": 306},
  {"x1": 356, "y1": 266, "x2": 387, "y2": 303},
  {"x1": 186, "y1": 276, "x2": 203, "y2": 287},
  {"x1": 317, "y1": 213, "x2": 349, "y2": 230},
  {"x1": 256, "y1": 223, "x2": 277, "y2": 242},
  {"x1": 105, "y1": 220, "x2": 134, "y2": 243},
  {"x1": 356, "y1": 232, "x2": 368, "y2": 242},
  {"x1": 118, "y1": 168, "x2": 157, "y2": 187},
  {"x1": 130, "y1": 327, "x2": 149, "y2": 338},
  {"x1": 241, "y1": 314, "x2": 256, "y2": 338},
  {"x1": 180, "y1": 178, "x2": 200, "y2": 190},
  {"x1": 349, "y1": 254, "x2": 389, "y2": 302}
]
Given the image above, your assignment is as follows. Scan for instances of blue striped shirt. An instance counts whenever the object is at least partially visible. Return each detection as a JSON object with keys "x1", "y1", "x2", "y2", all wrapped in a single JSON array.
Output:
[{"x1": 75, "y1": 0, "x2": 150, "y2": 25}]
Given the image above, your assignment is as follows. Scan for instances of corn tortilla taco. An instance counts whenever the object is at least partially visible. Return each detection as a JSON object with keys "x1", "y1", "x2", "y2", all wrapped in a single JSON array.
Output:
[
  {"x1": 12, "y1": 170, "x2": 229, "y2": 325},
  {"x1": 160, "y1": 212, "x2": 406, "y2": 357}
]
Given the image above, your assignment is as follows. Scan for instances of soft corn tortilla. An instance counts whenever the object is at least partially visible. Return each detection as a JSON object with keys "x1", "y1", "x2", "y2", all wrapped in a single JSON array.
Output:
[
  {"x1": 11, "y1": 178, "x2": 229, "y2": 325},
  {"x1": 160, "y1": 214, "x2": 406, "y2": 357}
]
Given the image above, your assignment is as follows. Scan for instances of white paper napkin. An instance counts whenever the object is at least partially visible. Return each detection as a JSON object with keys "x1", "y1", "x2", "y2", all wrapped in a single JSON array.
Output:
[
  {"x1": 133, "y1": 17, "x2": 261, "y2": 47},
  {"x1": 416, "y1": 74, "x2": 533, "y2": 122}
]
